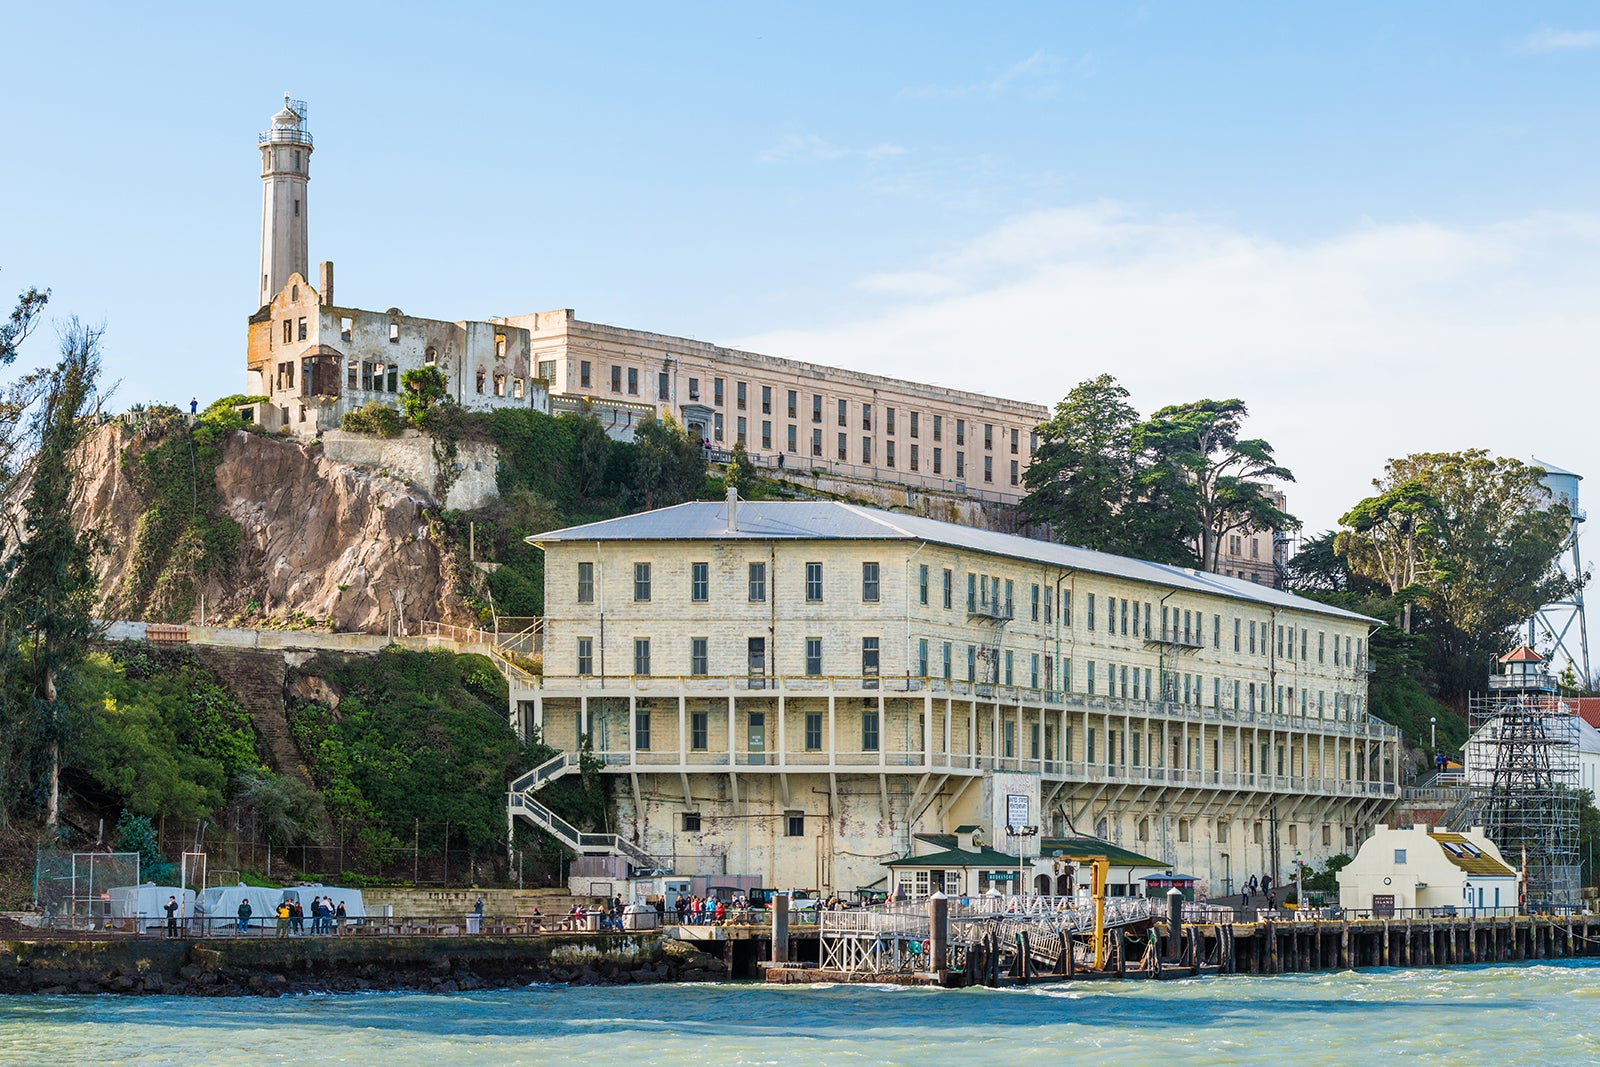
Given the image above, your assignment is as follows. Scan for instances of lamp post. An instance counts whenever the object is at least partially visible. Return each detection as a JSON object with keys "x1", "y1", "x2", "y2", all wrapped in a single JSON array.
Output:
[
  {"x1": 1430, "y1": 716, "x2": 1436, "y2": 753},
  {"x1": 1007, "y1": 823, "x2": 1039, "y2": 899}
]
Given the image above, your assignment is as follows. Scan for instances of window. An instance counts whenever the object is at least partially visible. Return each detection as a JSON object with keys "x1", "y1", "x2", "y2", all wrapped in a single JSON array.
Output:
[
  {"x1": 687, "y1": 376, "x2": 699, "y2": 400},
  {"x1": 837, "y1": 398, "x2": 847, "y2": 426},
  {"x1": 862, "y1": 437, "x2": 872, "y2": 464},
  {"x1": 1010, "y1": 460, "x2": 1019, "y2": 486},
  {"x1": 762, "y1": 421, "x2": 772, "y2": 450},
  {"x1": 918, "y1": 639, "x2": 929, "y2": 676},
  {"x1": 634, "y1": 562, "x2": 651, "y2": 601},
  {"x1": 942, "y1": 569, "x2": 953, "y2": 610},
  {"x1": 761, "y1": 386, "x2": 772, "y2": 412},
  {"x1": 737, "y1": 417, "x2": 747, "y2": 445},
  {"x1": 886, "y1": 407, "x2": 896, "y2": 434},
  {"x1": 955, "y1": 452, "x2": 965, "y2": 478},
  {"x1": 1010, "y1": 427, "x2": 1020, "y2": 454},
  {"x1": 633, "y1": 638, "x2": 651, "y2": 676},
  {"x1": 942, "y1": 642, "x2": 952, "y2": 680},
  {"x1": 658, "y1": 371, "x2": 669, "y2": 400},
  {"x1": 886, "y1": 440, "x2": 896, "y2": 468},
  {"x1": 347, "y1": 360, "x2": 358, "y2": 389},
  {"x1": 493, "y1": 373, "x2": 506, "y2": 397},
  {"x1": 910, "y1": 444, "x2": 919, "y2": 471},
  {"x1": 692, "y1": 562, "x2": 709, "y2": 602},
  {"x1": 513, "y1": 377, "x2": 525, "y2": 400},
  {"x1": 1087, "y1": 593, "x2": 1095, "y2": 631},
  {"x1": 812, "y1": 394, "x2": 822, "y2": 423},
  {"x1": 1234, "y1": 618, "x2": 1241, "y2": 652},
  {"x1": 748, "y1": 637, "x2": 766, "y2": 679},
  {"x1": 611, "y1": 366, "x2": 622, "y2": 393},
  {"x1": 984, "y1": 456, "x2": 993, "y2": 483},
  {"x1": 690, "y1": 638, "x2": 708, "y2": 676},
  {"x1": 837, "y1": 433, "x2": 848, "y2": 461},
  {"x1": 1214, "y1": 614, "x2": 1221, "y2": 648},
  {"x1": 749, "y1": 562, "x2": 767, "y2": 602},
  {"x1": 576, "y1": 637, "x2": 593, "y2": 676},
  {"x1": 389, "y1": 323, "x2": 401, "y2": 344},
  {"x1": 984, "y1": 424, "x2": 993, "y2": 450},
  {"x1": 681, "y1": 812, "x2": 701, "y2": 832},
  {"x1": 283, "y1": 319, "x2": 293, "y2": 343},
  {"x1": 737, "y1": 381, "x2": 747, "y2": 410},
  {"x1": 635, "y1": 709, "x2": 651, "y2": 751},
  {"x1": 1394, "y1": 849, "x2": 1407, "y2": 865},
  {"x1": 933, "y1": 448, "x2": 942, "y2": 474},
  {"x1": 862, "y1": 404, "x2": 872, "y2": 430},
  {"x1": 932, "y1": 414, "x2": 943, "y2": 441},
  {"x1": 919, "y1": 565, "x2": 929, "y2": 606},
  {"x1": 714, "y1": 378, "x2": 725, "y2": 406},
  {"x1": 691, "y1": 712, "x2": 708, "y2": 751},
  {"x1": 811, "y1": 428, "x2": 822, "y2": 456},
  {"x1": 714, "y1": 413, "x2": 724, "y2": 441},
  {"x1": 909, "y1": 411, "x2": 920, "y2": 438},
  {"x1": 862, "y1": 562, "x2": 880, "y2": 602},
  {"x1": 788, "y1": 425, "x2": 798, "y2": 453},
  {"x1": 297, "y1": 316, "x2": 307, "y2": 341},
  {"x1": 862, "y1": 637, "x2": 880, "y2": 685},
  {"x1": 1031, "y1": 585, "x2": 1040, "y2": 622},
  {"x1": 787, "y1": 390, "x2": 797, "y2": 418},
  {"x1": 967, "y1": 573, "x2": 977, "y2": 612},
  {"x1": 785, "y1": 813, "x2": 805, "y2": 837},
  {"x1": 804, "y1": 712, "x2": 823, "y2": 751},
  {"x1": 862, "y1": 708, "x2": 880, "y2": 751},
  {"x1": 805, "y1": 637, "x2": 823, "y2": 676},
  {"x1": 577, "y1": 562, "x2": 595, "y2": 603},
  {"x1": 806, "y1": 562, "x2": 824, "y2": 602}
]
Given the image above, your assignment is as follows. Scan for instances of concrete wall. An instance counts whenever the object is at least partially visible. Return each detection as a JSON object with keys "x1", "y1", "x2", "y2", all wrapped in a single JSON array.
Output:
[{"x1": 321, "y1": 428, "x2": 498, "y2": 510}]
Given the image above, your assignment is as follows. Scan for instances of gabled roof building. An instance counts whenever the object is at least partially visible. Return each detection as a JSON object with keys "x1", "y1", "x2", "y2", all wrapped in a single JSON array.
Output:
[{"x1": 512, "y1": 495, "x2": 1400, "y2": 899}]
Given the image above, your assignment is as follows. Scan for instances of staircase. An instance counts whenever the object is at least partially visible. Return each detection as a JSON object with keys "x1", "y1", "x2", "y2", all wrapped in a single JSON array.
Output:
[{"x1": 507, "y1": 754, "x2": 662, "y2": 870}]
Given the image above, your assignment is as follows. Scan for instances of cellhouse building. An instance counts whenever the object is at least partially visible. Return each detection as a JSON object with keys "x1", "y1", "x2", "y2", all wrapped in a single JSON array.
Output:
[{"x1": 510, "y1": 494, "x2": 1400, "y2": 899}]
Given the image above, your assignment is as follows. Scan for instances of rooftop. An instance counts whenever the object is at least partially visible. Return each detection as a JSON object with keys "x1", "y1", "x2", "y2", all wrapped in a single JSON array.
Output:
[{"x1": 532, "y1": 499, "x2": 1380, "y2": 625}]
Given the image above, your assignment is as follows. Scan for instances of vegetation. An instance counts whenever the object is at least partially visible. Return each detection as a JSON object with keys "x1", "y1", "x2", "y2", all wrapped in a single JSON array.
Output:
[
  {"x1": 1022, "y1": 375, "x2": 1296, "y2": 568},
  {"x1": 111, "y1": 403, "x2": 246, "y2": 621},
  {"x1": 340, "y1": 399, "x2": 404, "y2": 436},
  {"x1": 399, "y1": 365, "x2": 448, "y2": 423}
]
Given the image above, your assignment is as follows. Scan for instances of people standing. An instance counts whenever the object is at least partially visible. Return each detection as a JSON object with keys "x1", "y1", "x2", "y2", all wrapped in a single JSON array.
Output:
[
  {"x1": 276, "y1": 901, "x2": 290, "y2": 937},
  {"x1": 335, "y1": 899, "x2": 347, "y2": 935},
  {"x1": 164, "y1": 895, "x2": 179, "y2": 938},
  {"x1": 237, "y1": 898, "x2": 253, "y2": 934}
]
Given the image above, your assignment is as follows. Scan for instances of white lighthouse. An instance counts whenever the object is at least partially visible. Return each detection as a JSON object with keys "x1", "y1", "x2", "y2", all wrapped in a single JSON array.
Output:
[{"x1": 258, "y1": 95, "x2": 312, "y2": 308}]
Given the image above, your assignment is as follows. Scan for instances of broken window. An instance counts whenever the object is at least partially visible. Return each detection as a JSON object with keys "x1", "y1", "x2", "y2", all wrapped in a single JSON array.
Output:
[
  {"x1": 475, "y1": 369, "x2": 486, "y2": 394},
  {"x1": 283, "y1": 320, "x2": 293, "y2": 344},
  {"x1": 424, "y1": 347, "x2": 436, "y2": 366},
  {"x1": 388, "y1": 323, "x2": 400, "y2": 344},
  {"x1": 347, "y1": 361, "x2": 358, "y2": 390},
  {"x1": 513, "y1": 377, "x2": 525, "y2": 400},
  {"x1": 341, "y1": 317, "x2": 353, "y2": 342},
  {"x1": 386, "y1": 365, "x2": 398, "y2": 392},
  {"x1": 297, "y1": 317, "x2": 307, "y2": 341},
  {"x1": 493, "y1": 373, "x2": 506, "y2": 397},
  {"x1": 494, "y1": 333, "x2": 506, "y2": 359}
]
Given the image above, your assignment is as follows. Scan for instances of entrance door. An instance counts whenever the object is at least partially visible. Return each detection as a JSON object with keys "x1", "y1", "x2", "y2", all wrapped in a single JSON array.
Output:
[{"x1": 747, "y1": 712, "x2": 766, "y2": 766}]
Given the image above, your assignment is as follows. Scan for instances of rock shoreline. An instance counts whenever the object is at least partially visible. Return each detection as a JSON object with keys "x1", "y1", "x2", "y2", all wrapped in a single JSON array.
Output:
[{"x1": 0, "y1": 933, "x2": 729, "y2": 997}]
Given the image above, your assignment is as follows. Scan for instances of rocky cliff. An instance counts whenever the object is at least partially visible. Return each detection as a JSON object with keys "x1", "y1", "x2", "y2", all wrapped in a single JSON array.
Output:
[{"x1": 72, "y1": 422, "x2": 479, "y2": 633}]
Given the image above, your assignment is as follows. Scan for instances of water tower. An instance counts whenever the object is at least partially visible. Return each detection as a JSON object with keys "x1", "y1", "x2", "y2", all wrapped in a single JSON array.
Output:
[{"x1": 1528, "y1": 459, "x2": 1588, "y2": 684}]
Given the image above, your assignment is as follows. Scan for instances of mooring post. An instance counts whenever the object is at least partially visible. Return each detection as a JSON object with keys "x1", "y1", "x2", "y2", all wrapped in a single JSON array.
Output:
[
  {"x1": 928, "y1": 892, "x2": 948, "y2": 974},
  {"x1": 1166, "y1": 888, "x2": 1183, "y2": 960},
  {"x1": 772, "y1": 892, "x2": 791, "y2": 965},
  {"x1": 1339, "y1": 919, "x2": 1350, "y2": 969},
  {"x1": 1267, "y1": 920, "x2": 1279, "y2": 974}
]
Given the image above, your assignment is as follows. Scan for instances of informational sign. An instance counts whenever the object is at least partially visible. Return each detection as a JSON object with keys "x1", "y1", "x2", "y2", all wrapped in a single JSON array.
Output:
[
  {"x1": 1006, "y1": 793, "x2": 1030, "y2": 831},
  {"x1": 989, "y1": 871, "x2": 1017, "y2": 882}
]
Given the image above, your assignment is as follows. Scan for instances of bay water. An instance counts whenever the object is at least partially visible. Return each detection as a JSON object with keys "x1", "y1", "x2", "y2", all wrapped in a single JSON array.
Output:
[{"x1": 3, "y1": 961, "x2": 1598, "y2": 1066}]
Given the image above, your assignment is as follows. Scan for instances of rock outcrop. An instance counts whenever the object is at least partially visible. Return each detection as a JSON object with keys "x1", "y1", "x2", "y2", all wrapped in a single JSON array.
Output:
[{"x1": 72, "y1": 424, "x2": 478, "y2": 633}]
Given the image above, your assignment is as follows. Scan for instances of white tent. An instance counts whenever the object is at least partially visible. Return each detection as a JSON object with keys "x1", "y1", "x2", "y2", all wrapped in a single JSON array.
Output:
[
  {"x1": 199, "y1": 884, "x2": 368, "y2": 930},
  {"x1": 106, "y1": 885, "x2": 194, "y2": 931}
]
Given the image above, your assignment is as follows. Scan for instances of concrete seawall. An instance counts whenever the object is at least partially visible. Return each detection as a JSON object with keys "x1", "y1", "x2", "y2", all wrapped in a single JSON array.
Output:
[{"x1": 0, "y1": 933, "x2": 727, "y2": 996}]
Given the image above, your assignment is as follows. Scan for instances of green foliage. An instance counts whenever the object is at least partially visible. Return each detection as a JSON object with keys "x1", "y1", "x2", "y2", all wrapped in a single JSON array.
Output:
[
  {"x1": 200, "y1": 395, "x2": 268, "y2": 431},
  {"x1": 285, "y1": 648, "x2": 523, "y2": 866},
  {"x1": 1023, "y1": 378, "x2": 1294, "y2": 568},
  {"x1": 71, "y1": 645, "x2": 259, "y2": 821},
  {"x1": 1, "y1": 319, "x2": 105, "y2": 825},
  {"x1": 111, "y1": 407, "x2": 243, "y2": 621},
  {"x1": 724, "y1": 438, "x2": 757, "y2": 500},
  {"x1": 399, "y1": 366, "x2": 448, "y2": 423},
  {"x1": 1300, "y1": 852, "x2": 1352, "y2": 895},
  {"x1": 0, "y1": 271, "x2": 48, "y2": 367},
  {"x1": 1334, "y1": 451, "x2": 1573, "y2": 706},
  {"x1": 341, "y1": 400, "x2": 403, "y2": 437},
  {"x1": 1579, "y1": 790, "x2": 1600, "y2": 888},
  {"x1": 113, "y1": 810, "x2": 175, "y2": 884}
]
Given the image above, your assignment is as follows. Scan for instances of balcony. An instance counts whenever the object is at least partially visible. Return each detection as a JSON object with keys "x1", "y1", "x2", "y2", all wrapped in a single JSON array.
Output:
[
  {"x1": 1144, "y1": 628, "x2": 1204, "y2": 652},
  {"x1": 1487, "y1": 672, "x2": 1557, "y2": 693}
]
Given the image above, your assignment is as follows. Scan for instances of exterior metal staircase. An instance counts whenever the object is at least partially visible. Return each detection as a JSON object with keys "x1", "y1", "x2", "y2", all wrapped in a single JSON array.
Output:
[{"x1": 506, "y1": 753, "x2": 661, "y2": 869}]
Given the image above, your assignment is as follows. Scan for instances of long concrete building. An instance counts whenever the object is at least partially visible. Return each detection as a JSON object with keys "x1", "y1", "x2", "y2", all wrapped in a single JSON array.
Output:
[{"x1": 511, "y1": 496, "x2": 1399, "y2": 899}]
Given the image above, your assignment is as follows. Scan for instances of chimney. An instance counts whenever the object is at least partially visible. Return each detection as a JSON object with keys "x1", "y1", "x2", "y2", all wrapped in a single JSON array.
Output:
[
  {"x1": 726, "y1": 486, "x2": 739, "y2": 533},
  {"x1": 319, "y1": 260, "x2": 334, "y2": 306}
]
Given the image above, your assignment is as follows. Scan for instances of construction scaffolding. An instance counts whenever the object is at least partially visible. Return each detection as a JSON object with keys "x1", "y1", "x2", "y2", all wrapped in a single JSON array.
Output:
[{"x1": 1464, "y1": 690, "x2": 1581, "y2": 911}]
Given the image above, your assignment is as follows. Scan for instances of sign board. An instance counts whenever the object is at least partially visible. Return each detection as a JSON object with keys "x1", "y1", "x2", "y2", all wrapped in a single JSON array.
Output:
[
  {"x1": 1006, "y1": 793, "x2": 1030, "y2": 830},
  {"x1": 989, "y1": 872, "x2": 1017, "y2": 882},
  {"x1": 1372, "y1": 894, "x2": 1395, "y2": 917}
]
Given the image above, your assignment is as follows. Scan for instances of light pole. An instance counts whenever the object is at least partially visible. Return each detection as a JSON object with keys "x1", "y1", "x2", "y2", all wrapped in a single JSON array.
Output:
[
  {"x1": 1007, "y1": 823, "x2": 1039, "y2": 899},
  {"x1": 1430, "y1": 716, "x2": 1436, "y2": 754}
]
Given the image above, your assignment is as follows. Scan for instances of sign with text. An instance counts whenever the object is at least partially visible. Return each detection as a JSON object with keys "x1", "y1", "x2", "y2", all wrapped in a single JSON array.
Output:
[{"x1": 1006, "y1": 793, "x2": 1029, "y2": 830}]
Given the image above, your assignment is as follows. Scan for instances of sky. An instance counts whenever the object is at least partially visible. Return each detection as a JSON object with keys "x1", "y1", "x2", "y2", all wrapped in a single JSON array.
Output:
[{"x1": 3, "y1": 3, "x2": 1599, "y2": 535}]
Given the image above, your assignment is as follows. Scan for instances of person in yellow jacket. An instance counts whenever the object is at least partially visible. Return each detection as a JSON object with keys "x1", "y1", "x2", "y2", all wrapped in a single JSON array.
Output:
[{"x1": 276, "y1": 901, "x2": 290, "y2": 937}]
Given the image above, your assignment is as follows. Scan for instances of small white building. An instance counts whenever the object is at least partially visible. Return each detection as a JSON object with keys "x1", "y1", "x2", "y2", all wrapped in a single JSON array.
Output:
[{"x1": 1338, "y1": 823, "x2": 1518, "y2": 917}]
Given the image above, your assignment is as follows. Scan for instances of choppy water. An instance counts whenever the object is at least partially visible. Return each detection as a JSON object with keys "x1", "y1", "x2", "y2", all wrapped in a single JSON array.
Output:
[{"x1": 2, "y1": 962, "x2": 1599, "y2": 1066}]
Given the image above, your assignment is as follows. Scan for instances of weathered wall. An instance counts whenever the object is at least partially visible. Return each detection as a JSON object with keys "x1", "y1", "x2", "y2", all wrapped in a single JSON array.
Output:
[
  {"x1": 72, "y1": 424, "x2": 479, "y2": 632},
  {"x1": 321, "y1": 429, "x2": 498, "y2": 510}
]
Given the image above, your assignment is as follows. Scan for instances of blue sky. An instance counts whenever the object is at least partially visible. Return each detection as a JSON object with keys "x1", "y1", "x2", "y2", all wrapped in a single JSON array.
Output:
[{"x1": 3, "y1": 3, "x2": 1600, "y2": 534}]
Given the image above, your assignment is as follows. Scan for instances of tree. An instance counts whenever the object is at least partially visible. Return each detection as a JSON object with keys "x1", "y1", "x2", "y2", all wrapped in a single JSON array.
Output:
[
  {"x1": 725, "y1": 439, "x2": 757, "y2": 498},
  {"x1": 399, "y1": 365, "x2": 448, "y2": 423},
  {"x1": 1336, "y1": 451, "x2": 1574, "y2": 706},
  {"x1": 1139, "y1": 398, "x2": 1298, "y2": 574},
  {"x1": 0, "y1": 273, "x2": 48, "y2": 367},
  {"x1": 631, "y1": 413, "x2": 705, "y2": 510},
  {"x1": 0, "y1": 320, "x2": 105, "y2": 828},
  {"x1": 1021, "y1": 374, "x2": 1142, "y2": 553}
]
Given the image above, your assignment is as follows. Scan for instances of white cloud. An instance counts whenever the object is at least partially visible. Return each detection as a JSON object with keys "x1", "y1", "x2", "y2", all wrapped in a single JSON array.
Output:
[
  {"x1": 758, "y1": 134, "x2": 906, "y2": 164},
  {"x1": 1520, "y1": 27, "x2": 1600, "y2": 53},
  {"x1": 733, "y1": 205, "x2": 1600, "y2": 534},
  {"x1": 899, "y1": 49, "x2": 1089, "y2": 101}
]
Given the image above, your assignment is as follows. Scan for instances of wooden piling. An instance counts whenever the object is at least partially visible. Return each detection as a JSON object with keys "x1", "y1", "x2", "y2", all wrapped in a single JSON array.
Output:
[{"x1": 1339, "y1": 920, "x2": 1350, "y2": 969}]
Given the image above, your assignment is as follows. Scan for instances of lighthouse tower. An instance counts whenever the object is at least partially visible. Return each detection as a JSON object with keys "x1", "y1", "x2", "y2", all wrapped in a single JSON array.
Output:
[{"x1": 258, "y1": 95, "x2": 312, "y2": 308}]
